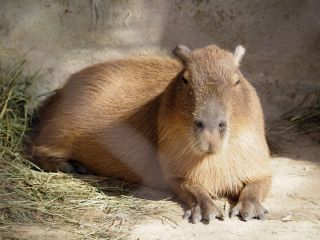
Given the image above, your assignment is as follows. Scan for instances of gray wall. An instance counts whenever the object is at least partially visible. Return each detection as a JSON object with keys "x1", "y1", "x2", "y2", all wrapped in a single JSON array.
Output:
[{"x1": 1, "y1": 0, "x2": 319, "y2": 119}]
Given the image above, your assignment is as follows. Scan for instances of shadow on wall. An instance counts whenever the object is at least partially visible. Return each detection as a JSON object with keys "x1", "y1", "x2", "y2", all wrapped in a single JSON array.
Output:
[
  {"x1": 1, "y1": 0, "x2": 319, "y2": 117},
  {"x1": 159, "y1": 0, "x2": 320, "y2": 120},
  {"x1": 1, "y1": 0, "x2": 319, "y2": 164}
]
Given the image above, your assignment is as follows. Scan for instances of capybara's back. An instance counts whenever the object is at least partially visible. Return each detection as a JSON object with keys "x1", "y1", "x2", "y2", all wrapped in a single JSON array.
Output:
[{"x1": 31, "y1": 56, "x2": 182, "y2": 188}]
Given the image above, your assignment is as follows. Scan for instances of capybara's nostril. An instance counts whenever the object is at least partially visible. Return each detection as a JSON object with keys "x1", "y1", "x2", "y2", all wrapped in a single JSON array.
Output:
[
  {"x1": 194, "y1": 120, "x2": 205, "y2": 130},
  {"x1": 218, "y1": 121, "x2": 227, "y2": 133}
]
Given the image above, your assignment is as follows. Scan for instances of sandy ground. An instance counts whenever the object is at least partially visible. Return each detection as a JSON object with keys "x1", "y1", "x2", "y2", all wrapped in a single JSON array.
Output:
[
  {"x1": 129, "y1": 138, "x2": 320, "y2": 240},
  {"x1": 1, "y1": 138, "x2": 319, "y2": 240}
]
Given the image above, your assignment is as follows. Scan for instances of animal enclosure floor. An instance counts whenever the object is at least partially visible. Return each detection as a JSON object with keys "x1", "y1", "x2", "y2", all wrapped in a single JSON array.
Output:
[
  {"x1": 1, "y1": 137, "x2": 319, "y2": 240},
  {"x1": 130, "y1": 138, "x2": 320, "y2": 240}
]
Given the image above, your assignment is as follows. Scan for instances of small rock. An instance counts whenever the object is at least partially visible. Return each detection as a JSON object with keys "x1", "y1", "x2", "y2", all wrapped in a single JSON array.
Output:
[{"x1": 281, "y1": 215, "x2": 292, "y2": 222}]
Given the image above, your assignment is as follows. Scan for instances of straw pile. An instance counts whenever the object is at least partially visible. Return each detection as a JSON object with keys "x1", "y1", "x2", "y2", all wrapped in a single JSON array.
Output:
[
  {"x1": 266, "y1": 92, "x2": 320, "y2": 155},
  {"x1": 282, "y1": 92, "x2": 320, "y2": 135},
  {"x1": 0, "y1": 60, "x2": 174, "y2": 239}
]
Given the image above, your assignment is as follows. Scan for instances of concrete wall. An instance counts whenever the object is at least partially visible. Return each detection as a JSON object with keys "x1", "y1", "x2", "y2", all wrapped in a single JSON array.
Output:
[{"x1": 1, "y1": 0, "x2": 319, "y2": 119}]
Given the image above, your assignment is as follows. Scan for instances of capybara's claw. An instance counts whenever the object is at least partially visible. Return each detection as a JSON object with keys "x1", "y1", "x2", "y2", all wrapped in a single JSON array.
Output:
[
  {"x1": 184, "y1": 200, "x2": 224, "y2": 223},
  {"x1": 230, "y1": 199, "x2": 268, "y2": 221}
]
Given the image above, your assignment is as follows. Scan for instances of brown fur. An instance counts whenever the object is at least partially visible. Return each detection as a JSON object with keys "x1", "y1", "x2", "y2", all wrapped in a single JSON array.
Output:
[{"x1": 30, "y1": 44, "x2": 271, "y2": 222}]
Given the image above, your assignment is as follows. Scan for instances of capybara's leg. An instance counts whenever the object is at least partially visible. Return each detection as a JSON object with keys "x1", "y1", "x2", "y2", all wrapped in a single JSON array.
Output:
[
  {"x1": 168, "y1": 178, "x2": 223, "y2": 223},
  {"x1": 31, "y1": 146, "x2": 77, "y2": 173},
  {"x1": 230, "y1": 176, "x2": 271, "y2": 221},
  {"x1": 35, "y1": 156, "x2": 78, "y2": 173}
]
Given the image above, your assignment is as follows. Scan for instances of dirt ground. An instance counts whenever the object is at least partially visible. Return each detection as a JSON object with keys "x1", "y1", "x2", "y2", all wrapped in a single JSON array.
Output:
[
  {"x1": 1, "y1": 136, "x2": 319, "y2": 240},
  {"x1": 129, "y1": 137, "x2": 320, "y2": 240}
]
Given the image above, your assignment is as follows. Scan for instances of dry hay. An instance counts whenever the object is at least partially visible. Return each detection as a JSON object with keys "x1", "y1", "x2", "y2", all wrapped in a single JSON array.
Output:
[
  {"x1": 266, "y1": 92, "x2": 320, "y2": 155},
  {"x1": 282, "y1": 92, "x2": 320, "y2": 135},
  {"x1": 0, "y1": 60, "x2": 175, "y2": 239}
]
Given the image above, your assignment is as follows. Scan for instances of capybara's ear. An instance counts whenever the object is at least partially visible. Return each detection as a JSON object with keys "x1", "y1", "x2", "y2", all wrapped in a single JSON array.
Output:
[
  {"x1": 174, "y1": 44, "x2": 191, "y2": 63},
  {"x1": 234, "y1": 45, "x2": 246, "y2": 67}
]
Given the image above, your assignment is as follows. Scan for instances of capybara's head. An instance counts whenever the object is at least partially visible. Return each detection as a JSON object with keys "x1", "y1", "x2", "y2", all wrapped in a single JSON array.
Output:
[{"x1": 172, "y1": 44, "x2": 246, "y2": 155}]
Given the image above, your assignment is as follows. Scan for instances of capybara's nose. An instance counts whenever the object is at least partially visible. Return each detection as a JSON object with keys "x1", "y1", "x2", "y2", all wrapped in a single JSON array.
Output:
[
  {"x1": 193, "y1": 119, "x2": 227, "y2": 133},
  {"x1": 193, "y1": 120, "x2": 205, "y2": 130},
  {"x1": 218, "y1": 121, "x2": 227, "y2": 133}
]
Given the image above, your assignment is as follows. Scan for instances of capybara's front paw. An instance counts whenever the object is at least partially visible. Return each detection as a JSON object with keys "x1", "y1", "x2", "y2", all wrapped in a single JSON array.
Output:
[
  {"x1": 183, "y1": 200, "x2": 224, "y2": 223},
  {"x1": 229, "y1": 199, "x2": 268, "y2": 221}
]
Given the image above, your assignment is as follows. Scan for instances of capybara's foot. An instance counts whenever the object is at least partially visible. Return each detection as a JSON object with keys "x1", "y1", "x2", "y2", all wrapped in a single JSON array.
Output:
[
  {"x1": 229, "y1": 199, "x2": 268, "y2": 221},
  {"x1": 184, "y1": 199, "x2": 224, "y2": 224},
  {"x1": 34, "y1": 154, "x2": 81, "y2": 174}
]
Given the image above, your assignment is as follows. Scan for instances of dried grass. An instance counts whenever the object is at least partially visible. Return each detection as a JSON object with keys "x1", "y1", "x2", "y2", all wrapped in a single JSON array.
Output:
[
  {"x1": 266, "y1": 92, "x2": 320, "y2": 155},
  {"x1": 0, "y1": 60, "x2": 174, "y2": 239},
  {"x1": 282, "y1": 92, "x2": 320, "y2": 135}
]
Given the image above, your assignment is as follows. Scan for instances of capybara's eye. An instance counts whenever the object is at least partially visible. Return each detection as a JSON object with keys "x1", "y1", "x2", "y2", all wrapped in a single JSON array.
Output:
[
  {"x1": 232, "y1": 74, "x2": 240, "y2": 86},
  {"x1": 182, "y1": 77, "x2": 188, "y2": 85},
  {"x1": 219, "y1": 121, "x2": 227, "y2": 132},
  {"x1": 234, "y1": 79, "x2": 240, "y2": 86}
]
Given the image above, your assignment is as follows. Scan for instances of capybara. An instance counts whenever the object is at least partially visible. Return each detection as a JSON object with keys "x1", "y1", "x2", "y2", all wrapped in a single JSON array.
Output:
[{"x1": 31, "y1": 44, "x2": 271, "y2": 223}]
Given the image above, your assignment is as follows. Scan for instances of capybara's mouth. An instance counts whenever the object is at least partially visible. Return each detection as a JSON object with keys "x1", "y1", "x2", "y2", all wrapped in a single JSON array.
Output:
[{"x1": 192, "y1": 141, "x2": 218, "y2": 156}]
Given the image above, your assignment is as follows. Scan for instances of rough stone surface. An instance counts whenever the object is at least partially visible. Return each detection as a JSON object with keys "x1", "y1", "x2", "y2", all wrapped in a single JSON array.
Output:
[{"x1": 1, "y1": 0, "x2": 320, "y2": 119}]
